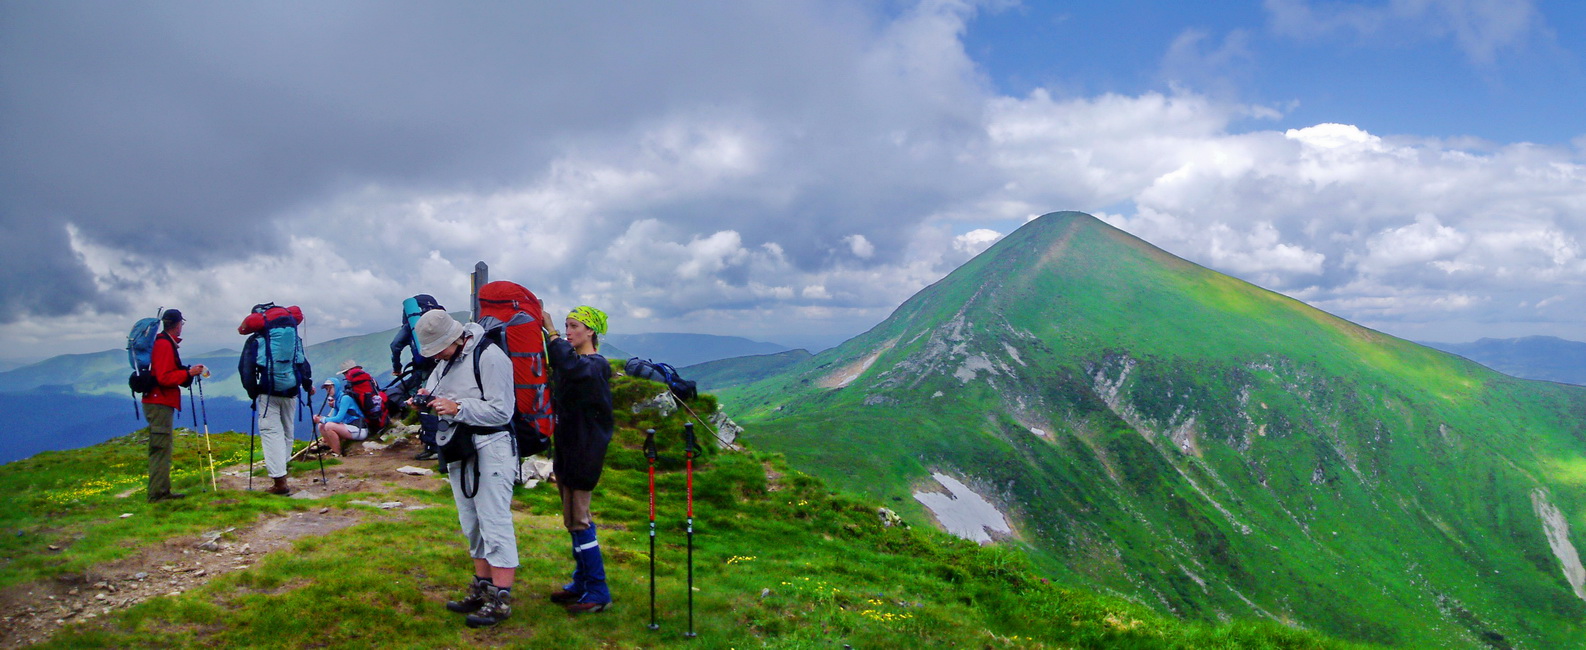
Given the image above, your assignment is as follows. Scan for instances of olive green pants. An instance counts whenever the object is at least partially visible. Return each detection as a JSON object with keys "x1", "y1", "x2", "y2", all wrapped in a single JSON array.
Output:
[{"x1": 145, "y1": 404, "x2": 175, "y2": 501}]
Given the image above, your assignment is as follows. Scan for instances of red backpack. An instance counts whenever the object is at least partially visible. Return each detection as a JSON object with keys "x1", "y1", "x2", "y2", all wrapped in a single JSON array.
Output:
[
  {"x1": 341, "y1": 366, "x2": 389, "y2": 432},
  {"x1": 475, "y1": 281, "x2": 553, "y2": 456}
]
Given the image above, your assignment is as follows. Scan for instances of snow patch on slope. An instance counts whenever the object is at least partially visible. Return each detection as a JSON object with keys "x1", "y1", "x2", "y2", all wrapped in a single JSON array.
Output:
[
  {"x1": 913, "y1": 473, "x2": 1012, "y2": 545},
  {"x1": 1532, "y1": 488, "x2": 1586, "y2": 601}
]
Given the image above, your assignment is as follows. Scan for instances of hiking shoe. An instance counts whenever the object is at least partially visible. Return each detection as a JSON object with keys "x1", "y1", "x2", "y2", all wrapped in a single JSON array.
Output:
[
  {"x1": 548, "y1": 587, "x2": 583, "y2": 604},
  {"x1": 148, "y1": 492, "x2": 187, "y2": 503},
  {"x1": 565, "y1": 599, "x2": 609, "y2": 614},
  {"x1": 414, "y1": 449, "x2": 437, "y2": 461},
  {"x1": 465, "y1": 586, "x2": 512, "y2": 628},
  {"x1": 446, "y1": 578, "x2": 490, "y2": 614}
]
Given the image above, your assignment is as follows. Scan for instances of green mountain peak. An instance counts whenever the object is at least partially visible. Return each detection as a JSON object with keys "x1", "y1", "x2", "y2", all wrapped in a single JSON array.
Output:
[{"x1": 725, "y1": 211, "x2": 1586, "y2": 648}]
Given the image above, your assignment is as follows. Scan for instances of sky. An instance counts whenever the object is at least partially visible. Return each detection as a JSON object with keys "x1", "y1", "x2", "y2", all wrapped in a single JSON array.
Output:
[{"x1": 3, "y1": 0, "x2": 1586, "y2": 361}]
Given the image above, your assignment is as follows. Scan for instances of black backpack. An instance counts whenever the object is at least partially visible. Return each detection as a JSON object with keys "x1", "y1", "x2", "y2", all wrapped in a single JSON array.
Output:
[{"x1": 624, "y1": 358, "x2": 697, "y2": 401}]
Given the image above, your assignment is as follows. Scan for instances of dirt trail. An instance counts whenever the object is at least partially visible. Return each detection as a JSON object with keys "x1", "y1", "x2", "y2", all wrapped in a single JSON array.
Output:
[{"x1": 0, "y1": 427, "x2": 451, "y2": 647}]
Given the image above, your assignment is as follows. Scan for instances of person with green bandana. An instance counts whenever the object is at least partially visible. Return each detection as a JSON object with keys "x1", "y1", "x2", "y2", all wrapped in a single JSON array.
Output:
[{"x1": 542, "y1": 305, "x2": 616, "y2": 613}]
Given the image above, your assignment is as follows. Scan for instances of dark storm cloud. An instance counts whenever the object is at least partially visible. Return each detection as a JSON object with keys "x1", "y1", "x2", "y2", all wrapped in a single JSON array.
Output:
[{"x1": 2, "y1": 1, "x2": 984, "y2": 319}]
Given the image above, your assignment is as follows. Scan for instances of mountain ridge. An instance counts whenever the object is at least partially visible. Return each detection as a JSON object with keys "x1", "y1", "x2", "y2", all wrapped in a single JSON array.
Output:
[{"x1": 720, "y1": 211, "x2": 1586, "y2": 648}]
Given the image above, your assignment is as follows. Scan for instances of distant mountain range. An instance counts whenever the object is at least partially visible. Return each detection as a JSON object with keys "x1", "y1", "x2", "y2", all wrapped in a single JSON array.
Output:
[
  {"x1": 0, "y1": 326, "x2": 788, "y2": 464},
  {"x1": 1422, "y1": 336, "x2": 1586, "y2": 386},
  {"x1": 715, "y1": 212, "x2": 1586, "y2": 648}
]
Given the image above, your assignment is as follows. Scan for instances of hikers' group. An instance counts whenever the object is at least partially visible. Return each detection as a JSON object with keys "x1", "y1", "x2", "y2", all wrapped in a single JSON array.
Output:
[{"x1": 125, "y1": 282, "x2": 619, "y2": 626}]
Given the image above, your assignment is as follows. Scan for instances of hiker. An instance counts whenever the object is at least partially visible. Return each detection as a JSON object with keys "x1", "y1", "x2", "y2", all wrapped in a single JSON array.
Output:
[
  {"x1": 417, "y1": 310, "x2": 519, "y2": 628},
  {"x1": 311, "y1": 375, "x2": 365, "y2": 458},
  {"x1": 238, "y1": 303, "x2": 314, "y2": 497},
  {"x1": 142, "y1": 309, "x2": 206, "y2": 502},
  {"x1": 543, "y1": 305, "x2": 615, "y2": 613},
  {"x1": 392, "y1": 294, "x2": 445, "y2": 460}
]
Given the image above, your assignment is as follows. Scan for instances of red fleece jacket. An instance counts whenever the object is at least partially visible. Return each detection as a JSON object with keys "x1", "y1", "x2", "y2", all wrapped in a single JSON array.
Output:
[{"x1": 141, "y1": 333, "x2": 189, "y2": 410}]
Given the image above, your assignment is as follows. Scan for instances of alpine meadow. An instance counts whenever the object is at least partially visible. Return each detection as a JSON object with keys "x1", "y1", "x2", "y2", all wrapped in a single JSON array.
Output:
[{"x1": 720, "y1": 212, "x2": 1586, "y2": 648}]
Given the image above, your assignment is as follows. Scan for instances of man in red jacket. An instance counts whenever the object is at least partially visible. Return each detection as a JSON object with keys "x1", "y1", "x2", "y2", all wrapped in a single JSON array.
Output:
[{"x1": 143, "y1": 309, "x2": 207, "y2": 502}]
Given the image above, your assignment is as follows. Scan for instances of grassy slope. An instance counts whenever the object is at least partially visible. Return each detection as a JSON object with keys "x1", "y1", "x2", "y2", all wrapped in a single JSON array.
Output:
[
  {"x1": 720, "y1": 212, "x2": 1586, "y2": 648},
  {"x1": 0, "y1": 370, "x2": 1354, "y2": 649}
]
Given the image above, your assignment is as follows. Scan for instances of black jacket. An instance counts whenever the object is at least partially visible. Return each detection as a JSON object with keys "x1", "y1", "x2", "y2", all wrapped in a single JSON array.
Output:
[{"x1": 548, "y1": 337, "x2": 614, "y2": 491}]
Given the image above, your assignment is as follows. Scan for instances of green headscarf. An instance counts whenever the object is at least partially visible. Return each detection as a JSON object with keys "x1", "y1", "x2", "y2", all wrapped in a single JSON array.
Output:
[{"x1": 567, "y1": 305, "x2": 608, "y2": 337}]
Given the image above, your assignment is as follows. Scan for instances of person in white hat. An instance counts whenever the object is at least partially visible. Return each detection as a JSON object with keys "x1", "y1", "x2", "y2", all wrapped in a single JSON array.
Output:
[{"x1": 412, "y1": 310, "x2": 519, "y2": 628}]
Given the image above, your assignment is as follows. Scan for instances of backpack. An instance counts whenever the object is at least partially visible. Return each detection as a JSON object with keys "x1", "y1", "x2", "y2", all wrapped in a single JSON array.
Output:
[
  {"x1": 474, "y1": 281, "x2": 554, "y2": 458},
  {"x1": 625, "y1": 358, "x2": 698, "y2": 401},
  {"x1": 401, "y1": 294, "x2": 446, "y2": 362},
  {"x1": 126, "y1": 310, "x2": 165, "y2": 394},
  {"x1": 238, "y1": 303, "x2": 310, "y2": 399},
  {"x1": 341, "y1": 366, "x2": 389, "y2": 432}
]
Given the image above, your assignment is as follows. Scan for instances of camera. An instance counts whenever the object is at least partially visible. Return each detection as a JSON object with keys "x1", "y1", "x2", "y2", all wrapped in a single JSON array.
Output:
[{"x1": 411, "y1": 393, "x2": 437, "y2": 412}]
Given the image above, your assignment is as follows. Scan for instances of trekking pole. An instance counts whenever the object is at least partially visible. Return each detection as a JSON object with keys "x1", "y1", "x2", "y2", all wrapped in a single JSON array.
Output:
[
  {"x1": 197, "y1": 375, "x2": 217, "y2": 492},
  {"x1": 644, "y1": 428, "x2": 659, "y2": 632},
  {"x1": 248, "y1": 400, "x2": 258, "y2": 491},
  {"x1": 684, "y1": 422, "x2": 699, "y2": 639},
  {"x1": 309, "y1": 386, "x2": 330, "y2": 486}
]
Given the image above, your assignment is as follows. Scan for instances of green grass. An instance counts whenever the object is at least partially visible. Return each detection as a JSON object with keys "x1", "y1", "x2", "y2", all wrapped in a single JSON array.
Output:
[
  {"x1": 0, "y1": 428, "x2": 346, "y2": 589},
  {"x1": 4, "y1": 371, "x2": 1355, "y2": 649}
]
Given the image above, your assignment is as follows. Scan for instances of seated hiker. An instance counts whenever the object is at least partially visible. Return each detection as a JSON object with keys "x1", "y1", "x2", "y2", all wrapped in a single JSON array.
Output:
[{"x1": 312, "y1": 375, "x2": 366, "y2": 457}]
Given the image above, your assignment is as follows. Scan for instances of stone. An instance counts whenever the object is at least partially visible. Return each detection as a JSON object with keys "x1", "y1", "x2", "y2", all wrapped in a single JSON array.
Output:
[
  {"x1": 632, "y1": 390, "x2": 678, "y2": 417},
  {"x1": 395, "y1": 465, "x2": 434, "y2": 476},
  {"x1": 119, "y1": 513, "x2": 133, "y2": 519}
]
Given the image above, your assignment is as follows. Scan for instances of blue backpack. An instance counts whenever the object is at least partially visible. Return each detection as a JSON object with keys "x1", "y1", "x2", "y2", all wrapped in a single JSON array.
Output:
[
  {"x1": 126, "y1": 309, "x2": 165, "y2": 394},
  {"x1": 401, "y1": 294, "x2": 445, "y2": 362},
  {"x1": 238, "y1": 303, "x2": 311, "y2": 399},
  {"x1": 624, "y1": 358, "x2": 698, "y2": 401}
]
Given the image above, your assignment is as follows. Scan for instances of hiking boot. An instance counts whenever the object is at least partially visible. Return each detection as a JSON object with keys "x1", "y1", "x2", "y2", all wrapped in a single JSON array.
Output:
[
  {"x1": 465, "y1": 585, "x2": 512, "y2": 628},
  {"x1": 266, "y1": 477, "x2": 292, "y2": 496},
  {"x1": 148, "y1": 492, "x2": 187, "y2": 503},
  {"x1": 548, "y1": 587, "x2": 583, "y2": 604},
  {"x1": 564, "y1": 598, "x2": 609, "y2": 614},
  {"x1": 414, "y1": 449, "x2": 437, "y2": 461},
  {"x1": 446, "y1": 577, "x2": 490, "y2": 614}
]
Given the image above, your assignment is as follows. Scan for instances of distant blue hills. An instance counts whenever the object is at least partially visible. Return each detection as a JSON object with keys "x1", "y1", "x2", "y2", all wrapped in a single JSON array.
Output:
[
  {"x1": 1420, "y1": 335, "x2": 1586, "y2": 386},
  {"x1": 0, "y1": 329, "x2": 790, "y2": 464}
]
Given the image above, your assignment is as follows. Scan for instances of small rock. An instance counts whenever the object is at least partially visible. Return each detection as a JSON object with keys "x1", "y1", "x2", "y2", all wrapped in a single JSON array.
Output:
[
  {"x1": 94, "y1": 593, "x2": 106, "y2": 601},
  {"x1": 377, "y1": 501, "x2": 402, "y2": 510},
  {"x1": 395, "y1": 465, "x2": 433, "y2": 476},
  {"x1": 760, "y1": 588, "x2": 771, "y2": 599},
  {"x1": 167, "y1": 591, "x2": 181, "y2": 597},
  {"x1": 67, "y1": 588, "x2": 78, "y2": 596},
  {"x1": 318, "y1": 507, "x2": 330, "y2": 514},
  {"x1": 239, "y1": 543, "x2": 252, "y2": 554},
  {"x1": 133, "y1": 572, "x2": 148, "y2": 580},
  {"x1": 119, "y1": 513, "x2": 133, "y2": 519},
  {"x1": 47, "y1": 544, "x2": 60, "y2": 551},
  {"x1": 194, "y1": 569, "x2": 206, "y2": 577}
]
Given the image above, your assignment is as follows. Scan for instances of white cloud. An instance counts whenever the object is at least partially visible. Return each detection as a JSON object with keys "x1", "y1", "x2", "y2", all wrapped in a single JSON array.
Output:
[
  {"x1": 845, "y1": 234, "x2": 877, "y2": 259},
  {"x1": 8, "y1": 1, "x2": 1586, "y2": 359},
  {"x1": 953, "y1": 229, "x2": 1003, "y2": 255}
]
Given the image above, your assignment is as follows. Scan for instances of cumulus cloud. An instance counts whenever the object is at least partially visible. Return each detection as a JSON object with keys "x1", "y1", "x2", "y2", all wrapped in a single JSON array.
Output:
[{"x1": 3, "y1": 0, "x2": 1586, "y2": 359}]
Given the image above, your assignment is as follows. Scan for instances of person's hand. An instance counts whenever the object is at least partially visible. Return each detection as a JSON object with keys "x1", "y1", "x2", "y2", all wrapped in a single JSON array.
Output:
[
  {"x1": 543, "y1": 323, "x2": 560, "y2": 339},
  {"x1": 312, "y1": 415, "x2": 322, "y2": 424},
  {"x1": 188, "y1": 364, "x2": 207, "y2": 377},
  {"x1": 430, "y1": 397, "x2": 460, "y2": 417}
]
